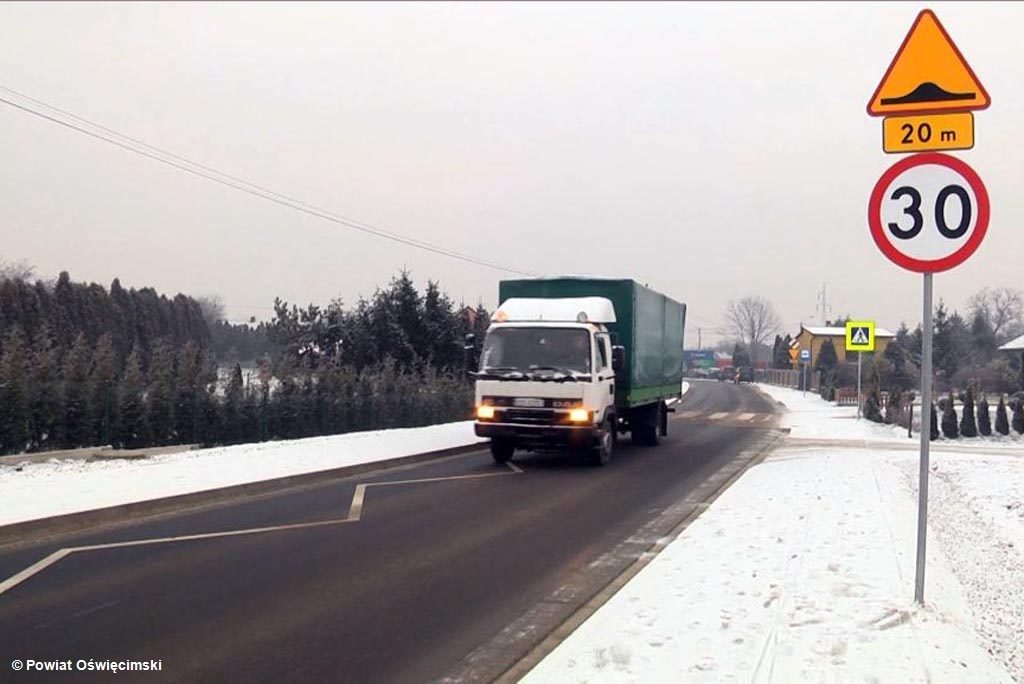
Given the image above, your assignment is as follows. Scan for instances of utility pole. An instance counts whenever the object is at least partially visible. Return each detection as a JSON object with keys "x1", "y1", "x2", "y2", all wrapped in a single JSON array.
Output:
[{"x1": 816, "y1": 283, "x2": 831, "y2": 325}]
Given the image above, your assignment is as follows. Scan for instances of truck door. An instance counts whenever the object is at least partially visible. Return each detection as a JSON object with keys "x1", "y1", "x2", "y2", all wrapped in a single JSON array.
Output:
[{"x1": 594, "y1": 333, "x2": 615, "y2": 419}]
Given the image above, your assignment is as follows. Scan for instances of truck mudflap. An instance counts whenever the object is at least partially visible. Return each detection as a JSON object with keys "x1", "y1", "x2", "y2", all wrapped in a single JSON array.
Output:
[{"x1": 474, "y1": 422, "x2": 601, "y2": 449}]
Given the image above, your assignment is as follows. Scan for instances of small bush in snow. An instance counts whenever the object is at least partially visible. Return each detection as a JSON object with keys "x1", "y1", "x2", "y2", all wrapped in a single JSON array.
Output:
[
  {"x1": 995, "y1": 396, "x2": 1010, "y2": 436},
  {"x1": 863, "y1": 362, "x2": 884, "y2": 423},
  {"x1": 1013, "y1": 398, "x2": 1024, "y2": 435},
  {"x1": 930, "y1": 402, "x2": 939, "y2": 441},
  {"x1": 977, "y1": 395, "x2": 992, "y2": 436},
  {"x1": 863, "y1": 391, "x2": 883, "y2": 423},
  {"x1": 959, "y1": 385, "x2": 978, "y2": 437},
  {"x1": 941, "y1": 391, "x2": 959, "y2": 438},
  {"x1": 884, "y1": 389, "x2": 901, "y2": 425}
]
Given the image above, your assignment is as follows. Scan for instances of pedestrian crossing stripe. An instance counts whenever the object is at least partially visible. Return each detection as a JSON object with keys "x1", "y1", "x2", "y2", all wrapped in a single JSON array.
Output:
[
  {"x1": 845, "y1": 320, "x2": 876, "y2": 351},
  {"x1": 673, "y1": 410, "x2": 774, "y2": 423}
]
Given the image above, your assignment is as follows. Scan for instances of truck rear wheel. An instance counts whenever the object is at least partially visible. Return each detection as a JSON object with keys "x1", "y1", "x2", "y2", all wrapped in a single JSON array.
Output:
[
  {"x1": 490, "y1": 439, "x2": 515, "y2": 464},
  {"x1": 632, "y1": 404, "x2": 661, "y2": 447}
]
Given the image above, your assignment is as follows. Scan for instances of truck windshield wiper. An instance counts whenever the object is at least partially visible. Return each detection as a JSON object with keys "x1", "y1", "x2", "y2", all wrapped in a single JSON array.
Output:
[
  {"x1": 479, "y1": 367, "x2": 527, "y2": 380},
  {"x1": 526, "y1": 366, "x2": 582, "y2": 382}
]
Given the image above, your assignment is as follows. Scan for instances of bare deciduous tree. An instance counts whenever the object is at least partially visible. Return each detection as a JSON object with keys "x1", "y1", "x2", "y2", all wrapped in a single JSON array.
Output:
[
  {"x1": 195, "y1": 295, "x2": 226, "y2": 326},
  {"x1": 0, "y1": 256, "x2": 35, "y2": 281},
  {"x1": 724, "y1": 296, "x2": 781, "y2": 363},
  {"x1": 968, "y1": 287, "x2": 1023, "y2": 343}
]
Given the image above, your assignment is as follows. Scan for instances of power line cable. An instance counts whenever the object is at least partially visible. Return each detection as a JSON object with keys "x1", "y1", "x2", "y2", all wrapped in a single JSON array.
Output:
[{"x1": 0, "y1": 87, "x2": 537, "y2": 277}]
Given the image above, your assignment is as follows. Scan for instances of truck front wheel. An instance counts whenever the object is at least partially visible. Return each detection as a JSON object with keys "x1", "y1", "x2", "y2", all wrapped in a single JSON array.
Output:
[
  {"x1": 490, "y1": 439, "x2": 515, "y2": 464},
  {"x1": 588, "y1": 418, "x2": 615, "y2": 466}
]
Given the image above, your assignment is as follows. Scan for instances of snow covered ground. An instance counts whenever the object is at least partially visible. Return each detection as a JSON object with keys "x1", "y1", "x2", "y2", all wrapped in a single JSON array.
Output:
[
  {"x1": 0, "y1": 422, "x2": 485, "y2": 527},
  {"x1": 524, "y1": 384, "x2": 1023, "y2": 683}
]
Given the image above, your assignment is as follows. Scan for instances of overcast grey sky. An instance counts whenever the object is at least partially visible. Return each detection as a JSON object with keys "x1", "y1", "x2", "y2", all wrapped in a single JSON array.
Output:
[{"x1": 1, "y1": 2, "x2": 1021, "y2": 343}]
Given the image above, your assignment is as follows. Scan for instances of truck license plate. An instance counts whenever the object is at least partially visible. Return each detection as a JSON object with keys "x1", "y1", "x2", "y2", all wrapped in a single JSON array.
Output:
[{"x1": 513, "y1": 398, "x2": 545, "y2": 408}]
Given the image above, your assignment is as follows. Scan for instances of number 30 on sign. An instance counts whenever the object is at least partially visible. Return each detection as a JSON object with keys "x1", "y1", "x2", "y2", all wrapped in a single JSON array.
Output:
[{"x1": 868, "y1": 152, "x2": 989, "y2": 273}]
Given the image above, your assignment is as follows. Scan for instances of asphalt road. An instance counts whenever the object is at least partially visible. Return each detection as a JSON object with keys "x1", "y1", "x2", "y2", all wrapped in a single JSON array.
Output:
[{"x1": 0, "y1": 380, "x2": 781, "y2": 684}]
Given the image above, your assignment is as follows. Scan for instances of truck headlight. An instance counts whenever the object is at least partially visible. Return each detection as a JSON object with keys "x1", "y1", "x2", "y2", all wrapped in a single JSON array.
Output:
[
  {"x1": 568, "y1": 408, "x2": 590, "y2": 423},
  {"x1": 477, "y1": 405, "x2": 496, "y2": 420}
]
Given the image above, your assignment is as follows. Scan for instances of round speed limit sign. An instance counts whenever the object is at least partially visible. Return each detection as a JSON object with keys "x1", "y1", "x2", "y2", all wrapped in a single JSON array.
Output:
[{"x1": 868, "y1": 153, "x2": 989, "y2": 273}]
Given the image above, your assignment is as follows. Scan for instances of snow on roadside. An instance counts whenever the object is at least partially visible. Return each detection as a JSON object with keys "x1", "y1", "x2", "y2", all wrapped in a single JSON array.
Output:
[
  {"x1": 756, "y1": 383, "x2": 907, "y2": 442},
  {"x1": 758, "y1": 383, "x2": 1024, "y2": 448},
  {"x1": 0, "y1": 421, "x2": 485, "y2": 527},
  {"x1": 893, "y1": 452, "x2": 1024, "y2": 679},
  {"x1": 523, "y1": 382, "x2": 1021, "y2": 683}
]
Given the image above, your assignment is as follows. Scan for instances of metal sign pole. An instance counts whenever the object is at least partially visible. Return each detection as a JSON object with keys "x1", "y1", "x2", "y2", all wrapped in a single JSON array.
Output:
[
  {"x1": 915, "y1": 272, "x2": 934, "y2": 604},
  {"x1": 857, "y1": 351, "x2": 863, "y2": 419}
]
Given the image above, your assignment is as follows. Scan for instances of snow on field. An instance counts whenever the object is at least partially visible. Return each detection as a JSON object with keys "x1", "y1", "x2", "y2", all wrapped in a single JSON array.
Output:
[
  {"x1": 524, "y1": 384, "x2": 1023, "y2": 684},
  {"x1": 0, "y1": 422, "x2": 484, "y2": 527}
]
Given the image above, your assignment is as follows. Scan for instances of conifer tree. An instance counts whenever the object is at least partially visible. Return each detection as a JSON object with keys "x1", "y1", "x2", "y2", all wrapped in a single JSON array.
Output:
[
  {"x1": 863, "y1": 361, "x2": 884, "y2": 422},
  {"x1": 223, "y1": 363, "x2": 244, "y2": 444},
  {"x1": 941, "y1": 391, "x2": 959, "y2": 438},
  {"x1": 930, "y1": 402, "x2": 939, "y2": 441},
  {"x1": 1013, "y1": 397, "x2": 1024, "y2": 435},
  {"x1": 815, "y1": 339, "x2": 839, "y2": 400},
  {"x1": 960, "y1": 384, "x2": 978, "y2": 437},
  {"x1": 0, "y1": 326, "x2": 30, "y2": 454},
  {"x1": 389, "y1": 270, "x2": 427, "y2": 363},
  {"x1": 28, "y1": 323, "x2": 62, "y2": 451},
  {"x1": 90, "y1": 333, "x2": 119, "y2": 445},
  {"x1": 977, "y1": 394, "x2": 992, "y2": 436},
  {"x1": 62, "y1": 332, "x2": 93, "y2": 448},
  {"x1": 884, "y1": 323, "x2": 915, "y2": 391},
  {"x1": 146, "y1": 339, "x2": 177, "y2": 445},
  {"x1": 116, "y1": 345, "x2": 147, "y2": 448},
  {"x1": 175, "y1": 341, "x2": 203, "y2": 443},
  {"x1": 995, "y1": 395, "x2": 1010, "y2": 436}
]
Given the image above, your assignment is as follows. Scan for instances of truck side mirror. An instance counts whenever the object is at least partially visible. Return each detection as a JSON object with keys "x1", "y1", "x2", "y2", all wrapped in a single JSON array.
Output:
[{"x1": 612, "y1": 345, "x2": 625, "y2": 372}]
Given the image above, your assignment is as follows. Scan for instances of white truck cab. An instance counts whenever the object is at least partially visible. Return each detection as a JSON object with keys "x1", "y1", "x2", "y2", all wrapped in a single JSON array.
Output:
[{"x1": 472, "y1": 297, "x2": 620, "y2": 465}]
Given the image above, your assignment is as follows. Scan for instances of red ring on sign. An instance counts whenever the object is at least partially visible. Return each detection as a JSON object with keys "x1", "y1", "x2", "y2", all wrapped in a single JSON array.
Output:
[{"x1": 868, "y1": 152, "x2": 989, "y2": 273}]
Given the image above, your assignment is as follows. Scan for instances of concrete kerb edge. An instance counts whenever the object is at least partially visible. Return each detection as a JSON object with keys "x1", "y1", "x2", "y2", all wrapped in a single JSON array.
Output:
[
  {"x1": 0, "y1": 441, "x2": 488, "y2": 549},
  {"x1": 492, "y1": 428, "x2": 788, "y2": 684}
]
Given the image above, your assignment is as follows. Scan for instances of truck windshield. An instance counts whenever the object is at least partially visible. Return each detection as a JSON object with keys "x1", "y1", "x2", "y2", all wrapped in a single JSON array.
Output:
[{"x1": 480, "y1": 328, "x2": 591, "y2": 374}]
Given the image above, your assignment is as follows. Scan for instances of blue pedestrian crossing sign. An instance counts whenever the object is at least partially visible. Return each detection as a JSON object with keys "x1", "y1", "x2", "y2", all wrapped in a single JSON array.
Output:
[
  {"x1": 799, "y1": 348, "x2": 811, "y2": 362},
  {"x1": 846, "y1": 321, "x2": 876, "y2": 352}
]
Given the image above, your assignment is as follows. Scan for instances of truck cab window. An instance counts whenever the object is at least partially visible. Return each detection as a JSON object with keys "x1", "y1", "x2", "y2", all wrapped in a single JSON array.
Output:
[
  {"x1": 480, "y1": 327, "x2": 592, "y2": 374},
  {"x1": 596, "y1": 335, "x2": 609, "y2": 372}
]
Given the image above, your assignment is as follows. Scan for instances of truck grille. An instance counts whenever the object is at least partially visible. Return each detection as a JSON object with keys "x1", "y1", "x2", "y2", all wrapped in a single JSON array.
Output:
[{"x1": 502, "y1": 408, "x2": 565, "y2": 426}]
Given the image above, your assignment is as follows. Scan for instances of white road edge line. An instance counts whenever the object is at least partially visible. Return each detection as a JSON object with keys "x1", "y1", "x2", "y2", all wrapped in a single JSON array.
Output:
[
  {"x1": 0, "y1": 548, "x2": 74, "y2": 596},
  {"x1": 0, "y1": 461, "x2": 523, "y2": 598}
]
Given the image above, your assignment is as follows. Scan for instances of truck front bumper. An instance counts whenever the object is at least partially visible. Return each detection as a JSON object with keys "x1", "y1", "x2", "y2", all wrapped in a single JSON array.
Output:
[{"x1": 474, "y1": 422, "x2": 600, "y2": 449}]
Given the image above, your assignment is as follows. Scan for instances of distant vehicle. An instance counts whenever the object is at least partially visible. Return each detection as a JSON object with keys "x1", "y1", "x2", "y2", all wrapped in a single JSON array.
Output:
[
  {"x1": 709, "y1": 368, "x2": 722, "y2": 380},
  {"x1": 719, "y1": 366, "x2": 735, "y2": 382},
  {"x1": 737, "y1": 366, "x2": 755, "y2": 383},
  {"x1": 470, "y1": 278, "x2": 686, "y2": 466}
]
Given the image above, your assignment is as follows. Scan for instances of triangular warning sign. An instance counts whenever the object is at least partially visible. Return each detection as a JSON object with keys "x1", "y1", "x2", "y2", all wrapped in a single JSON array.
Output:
[
  {"x1": 852, "y1": 328, "x2": 869, "y2": 345},
  {"x1": 867, "y1": 9, "x2": 990, "y2": 116}
]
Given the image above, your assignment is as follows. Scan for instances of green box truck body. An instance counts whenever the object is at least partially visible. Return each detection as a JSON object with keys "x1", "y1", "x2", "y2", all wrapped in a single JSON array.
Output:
[{"x1": 497, "y1": 277, "x2": 686, "y2": 407}]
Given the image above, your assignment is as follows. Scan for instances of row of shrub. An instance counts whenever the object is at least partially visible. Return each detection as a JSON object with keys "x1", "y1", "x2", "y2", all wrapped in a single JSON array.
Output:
[{"x1": 861, "y1": 384, "x2": 1024, "y2": 439}]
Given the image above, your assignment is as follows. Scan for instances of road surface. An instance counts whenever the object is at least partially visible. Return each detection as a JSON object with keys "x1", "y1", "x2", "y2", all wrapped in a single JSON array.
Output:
[{"x1": 0, "y1": 380, "x2": 780, "y2": 683}]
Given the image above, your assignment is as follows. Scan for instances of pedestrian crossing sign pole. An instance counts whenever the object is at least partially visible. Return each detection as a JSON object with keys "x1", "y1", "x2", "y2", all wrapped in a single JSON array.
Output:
[{"x1": 846, "y1": 321, "x2": 876, "y2": 420}]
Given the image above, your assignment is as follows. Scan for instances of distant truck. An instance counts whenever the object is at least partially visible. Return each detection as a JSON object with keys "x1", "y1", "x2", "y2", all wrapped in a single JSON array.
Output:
[{"x1": 470, "y1": 277, "x2": 686, "y2": 466}]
